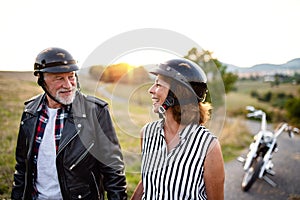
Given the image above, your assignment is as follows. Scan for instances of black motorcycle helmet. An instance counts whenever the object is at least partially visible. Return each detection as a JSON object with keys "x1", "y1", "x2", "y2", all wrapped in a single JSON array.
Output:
[
  {"x1": 33, "y1": 47, "x2": 80, "y2": 105},
  {"x1": 150, "y1": 58, "x2": 208, "y2": 101},
  {"x1": 149, "y1": 58, "x2": 208, "y2": 113},
  {"x1": 34, "y1": 47, "x2": 79, "y2": 76}
]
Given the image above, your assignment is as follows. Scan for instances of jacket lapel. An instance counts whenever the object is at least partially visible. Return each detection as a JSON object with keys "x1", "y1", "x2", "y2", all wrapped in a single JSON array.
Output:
[
  {"x1": 57, "y1": 118, "x2": 79, "y2": 154},
  {"x1": 57, "y1": 92, "x2": 87, "y2": 154}
]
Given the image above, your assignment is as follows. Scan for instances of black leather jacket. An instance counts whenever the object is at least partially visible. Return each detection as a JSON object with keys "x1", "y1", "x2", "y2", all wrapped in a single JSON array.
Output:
[{"x1": 11, "y1": 91, "x2": 127, "y2": 200}]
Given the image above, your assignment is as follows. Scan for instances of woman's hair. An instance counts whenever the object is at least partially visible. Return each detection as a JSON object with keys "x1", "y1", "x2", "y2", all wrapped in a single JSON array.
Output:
[{"x1": 162, "y1": 76, "x2": 212, "y2": 125}]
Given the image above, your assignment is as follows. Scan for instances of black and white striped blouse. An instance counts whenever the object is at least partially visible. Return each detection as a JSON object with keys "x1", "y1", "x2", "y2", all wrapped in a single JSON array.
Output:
[{"x1": 141, "y1": 119, "x2": 216, "y2": 200}]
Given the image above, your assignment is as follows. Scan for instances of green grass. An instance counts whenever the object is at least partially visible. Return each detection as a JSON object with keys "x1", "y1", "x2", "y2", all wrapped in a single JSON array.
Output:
[{"x1": 225, "y1": 92, "x2": 270, "y2": 116}]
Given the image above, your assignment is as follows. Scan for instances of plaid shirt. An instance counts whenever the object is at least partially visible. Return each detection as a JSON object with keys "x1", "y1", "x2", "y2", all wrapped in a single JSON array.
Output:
[{"x1": 31, "y1": 100, "x2": 69, "y2": 199}]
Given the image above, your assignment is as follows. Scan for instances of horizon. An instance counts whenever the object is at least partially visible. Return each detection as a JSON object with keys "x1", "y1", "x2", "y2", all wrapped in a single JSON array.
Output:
[{"x1": 1, "y1": 56, "x2": 299, "y2": 72}]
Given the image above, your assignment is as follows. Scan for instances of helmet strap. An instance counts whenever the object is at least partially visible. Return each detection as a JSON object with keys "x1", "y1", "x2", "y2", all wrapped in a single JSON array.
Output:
[
  {"x1": 75, "y1": 73, "x2": 81, "y2": 91},
  {"x1": 158, "y1": 88, "x2": 206, "y2": 118},
  {"x1": 158, "y1": 90, "x2": 178, "y2": 116}
]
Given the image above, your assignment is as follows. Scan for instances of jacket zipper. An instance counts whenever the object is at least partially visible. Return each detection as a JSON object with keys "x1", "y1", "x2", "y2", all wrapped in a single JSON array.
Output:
[
  {"x1": 57, "y1": 130, "x2": 80, "y2": 156},
  {"x1": 69, "y1": 142, "x2": 94, "y2": 170},
  {"x1": 91, "y1": 171, "x2": 101, "y2": 200},
  {"x1": 56, "y1": 129, "x2": 80, "y2": 199}
]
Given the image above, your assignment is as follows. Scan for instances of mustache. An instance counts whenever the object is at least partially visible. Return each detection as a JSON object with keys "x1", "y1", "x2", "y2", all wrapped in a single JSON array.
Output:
[{"x1": 57, "y1": 87, "x2": 77, "y2": 93}]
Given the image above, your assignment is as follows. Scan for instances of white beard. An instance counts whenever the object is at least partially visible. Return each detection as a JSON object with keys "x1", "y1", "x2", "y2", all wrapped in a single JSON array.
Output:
[{"x1": 55, "y1": 87, "x2": 77, "y2": 105}]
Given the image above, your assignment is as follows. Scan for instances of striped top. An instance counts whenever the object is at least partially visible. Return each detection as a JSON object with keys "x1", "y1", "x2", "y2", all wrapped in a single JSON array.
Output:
[{"x1": 141, "y1": 119, "x2": 216, "y2": 200}]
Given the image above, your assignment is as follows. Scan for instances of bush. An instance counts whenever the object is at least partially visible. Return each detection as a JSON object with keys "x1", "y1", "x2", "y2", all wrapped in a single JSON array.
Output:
[{"x1": 285, "y1": 98, "x2": 300, "y2": 126}]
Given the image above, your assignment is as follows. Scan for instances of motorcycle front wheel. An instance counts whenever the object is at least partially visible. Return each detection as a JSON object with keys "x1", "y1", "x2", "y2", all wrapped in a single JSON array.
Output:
[{"x1": 241, "y1": 156, "x2": 264, "y2": 191}]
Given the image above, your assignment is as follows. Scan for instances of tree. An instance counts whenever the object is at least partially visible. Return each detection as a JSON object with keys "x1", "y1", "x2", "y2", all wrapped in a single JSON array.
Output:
[
  {"x1": 285, "y1": 98, "x2": 300, "y2": 126},
  {"x1": 212, "y1": 58, "x2": 238, "y2": 93},
  {"x1": 89, "y1": 65, "x2": 105, "y2": 80},
  {"x1": 185, "y1": 47, "x2": 238, "y2": 93},
  {"x1": 184, "y1": 48, "x2": 238, "y2": 108}
]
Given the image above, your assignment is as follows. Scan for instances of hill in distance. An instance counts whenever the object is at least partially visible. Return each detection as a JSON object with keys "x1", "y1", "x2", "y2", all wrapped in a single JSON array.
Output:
[{"x1": 224, "y1": 58, "x2": 300, "y2": 77}]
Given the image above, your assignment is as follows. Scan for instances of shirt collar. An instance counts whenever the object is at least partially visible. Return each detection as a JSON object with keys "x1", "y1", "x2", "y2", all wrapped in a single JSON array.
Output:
[
  {"x1": 37, "y1": 96, "x2": 70, "y2": 113},
  {"x1": 158, "y1": 119, "x2": 198, "y2": 140}
]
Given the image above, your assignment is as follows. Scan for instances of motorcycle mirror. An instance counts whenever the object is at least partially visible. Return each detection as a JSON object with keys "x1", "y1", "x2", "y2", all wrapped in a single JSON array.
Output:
[
  {"x1": 293, "y1": 127, "x2": 300, "y2": 134},
  {"x1": 246, "y1": 106, "x2": 255, "y2": 112}
]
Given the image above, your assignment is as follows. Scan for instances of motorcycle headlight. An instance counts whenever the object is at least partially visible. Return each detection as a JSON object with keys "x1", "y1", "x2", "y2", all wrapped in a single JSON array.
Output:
[{"x1": 263, "y1": 131, "x2": 274, "y2": 143}]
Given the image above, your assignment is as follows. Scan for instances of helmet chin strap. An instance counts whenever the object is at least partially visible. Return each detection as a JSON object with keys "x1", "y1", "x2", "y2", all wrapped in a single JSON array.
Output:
[
  {"x1": 158, "y1": 90, "x2": 178, "y2": 118},
  {"x1": 158, "y1": 88, "x2": 206, "y2": 118},
  {"x1": 75, "y1": 73, "x2": 81, "y2": 91}
]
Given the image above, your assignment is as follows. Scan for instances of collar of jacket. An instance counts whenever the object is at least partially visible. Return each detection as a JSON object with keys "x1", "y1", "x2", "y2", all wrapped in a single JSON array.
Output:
[{"x1": 24, "y1": 91, "x2": 88, "y2": 118}]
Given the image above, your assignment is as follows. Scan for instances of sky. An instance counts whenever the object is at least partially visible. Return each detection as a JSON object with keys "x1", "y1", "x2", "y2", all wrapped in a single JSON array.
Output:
[{"x1": 1, "y1": 0, "x2": 300, "y2": 71}]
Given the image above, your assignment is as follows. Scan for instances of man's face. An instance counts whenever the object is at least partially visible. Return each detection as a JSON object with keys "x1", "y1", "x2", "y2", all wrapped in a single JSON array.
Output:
[{"x1": 43, "y1": 71, "x2": 77, "y2": 107}]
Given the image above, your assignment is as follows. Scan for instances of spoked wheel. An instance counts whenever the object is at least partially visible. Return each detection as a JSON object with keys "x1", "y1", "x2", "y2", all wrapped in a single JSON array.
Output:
[{"x1": 241, "y1": 156, "x2": 264, "y2": 191}]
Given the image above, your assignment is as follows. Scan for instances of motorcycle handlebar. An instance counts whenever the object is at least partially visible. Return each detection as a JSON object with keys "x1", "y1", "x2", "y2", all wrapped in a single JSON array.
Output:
[
  {"x1": 246, "y1": 106, "x2": 299, "y2": 136},
  {"x1": 287, "y1": 126, "x2": 299, "y2": 138},
  {"x1": 292, "y1": 127, "x2": 300, "y2": 134},
  {"x1": 247, "y1": 113, "x2": 256, "y2": 118},
  {"x1": 278, "y1": 124, "x2": 300, "y2": 138},
  {"x1": 284, "y1": 125, "x2": 299, "y2": 133},
  {"x1": 247, "y1": 111, "x2": 264, "y2": 118}
]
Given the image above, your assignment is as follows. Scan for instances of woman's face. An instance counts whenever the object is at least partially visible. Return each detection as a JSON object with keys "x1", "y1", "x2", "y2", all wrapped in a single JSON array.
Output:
[{"x1": 148, "y1": 75, "x2": 170, "y2": 113}]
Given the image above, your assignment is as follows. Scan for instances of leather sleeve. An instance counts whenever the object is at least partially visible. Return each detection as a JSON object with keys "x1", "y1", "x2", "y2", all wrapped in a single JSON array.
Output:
[
  {"x1": 95, "y1": 105, "x2": 127, "y2": 200},
  {"x1": 11, "y1": 112, "x2": 27, "y2": 200}
]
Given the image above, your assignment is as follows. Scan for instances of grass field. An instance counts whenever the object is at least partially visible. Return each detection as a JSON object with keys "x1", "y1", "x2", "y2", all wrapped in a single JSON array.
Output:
[
  {"x1": 0, "y1": 72, "x2": 42, "y2": 198},
  {"x1": 1, "y1": 71, "x2": 299, "y2": 199}
]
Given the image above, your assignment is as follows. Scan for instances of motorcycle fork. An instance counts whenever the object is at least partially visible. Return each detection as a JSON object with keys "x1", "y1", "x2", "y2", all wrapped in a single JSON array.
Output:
[{"x1": 259, "y1": 148, "x2": 277, "y2": 187}]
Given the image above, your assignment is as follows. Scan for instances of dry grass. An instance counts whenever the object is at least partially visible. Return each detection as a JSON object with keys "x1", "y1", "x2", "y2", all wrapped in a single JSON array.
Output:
[
  {"x1": 0, "y1": 71, "x2": 42, "y2": 198},
  {"x1": 288, "y1": 195, "x2": 300, "y2": 200},
  {"x1": 219, "y1": 117, "x2": 253, "y2": 162},
  {"x1": 219, "y1": 117, "x2": 251, "y2": 147}
]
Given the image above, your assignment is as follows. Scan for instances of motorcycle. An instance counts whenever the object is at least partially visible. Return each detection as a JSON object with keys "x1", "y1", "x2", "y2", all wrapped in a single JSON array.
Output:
[{"x1": 237, "y1": 106, "x2": 299, "y2": 192}]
